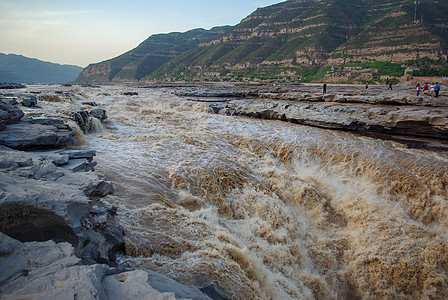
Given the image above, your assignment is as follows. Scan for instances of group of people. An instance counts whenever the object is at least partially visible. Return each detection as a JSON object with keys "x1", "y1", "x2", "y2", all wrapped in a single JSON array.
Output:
[
  {"x1": 416, "y1": 82, "x2": 441, "y2": 97},
  {"x1": 321, "y1": 82, "x2": 442, "y2": 97}
]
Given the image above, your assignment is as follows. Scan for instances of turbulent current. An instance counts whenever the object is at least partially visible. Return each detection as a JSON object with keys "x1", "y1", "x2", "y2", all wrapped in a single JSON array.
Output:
[{"x1": 37, "y1": 85, "x2": 448, "y2": 299}]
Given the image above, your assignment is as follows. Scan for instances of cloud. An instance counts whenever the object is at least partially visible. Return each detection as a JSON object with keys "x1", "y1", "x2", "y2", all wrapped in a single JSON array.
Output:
[{"x1": 38, "y1": 10, "x2": 92, "y2": 17}]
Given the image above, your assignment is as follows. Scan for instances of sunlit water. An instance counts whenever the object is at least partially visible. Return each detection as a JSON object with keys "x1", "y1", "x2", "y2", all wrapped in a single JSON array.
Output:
[{"x1": 29, "y1": 85, "x2": 448, "y2": 299}]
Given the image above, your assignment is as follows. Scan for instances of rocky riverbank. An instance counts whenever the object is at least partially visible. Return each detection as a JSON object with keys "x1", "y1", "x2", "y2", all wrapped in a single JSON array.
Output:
[
  {"x1": 1, "y1": 82, "x2": 447, "y2": 299},
  {"x1": 0, "y1": 94, "x2": 212, "y2": 299},
  {"x1": 170, "y1": 82, "x2": 448, "y2": 141}
]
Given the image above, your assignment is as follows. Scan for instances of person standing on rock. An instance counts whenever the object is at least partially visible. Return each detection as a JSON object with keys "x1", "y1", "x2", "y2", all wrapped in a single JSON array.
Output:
[
  {"x1": 423, "y1": 83, "x2": 429, "y2": 95},
  {"x1": 323, "y1": 83, "x2": 327, "y2": 94},
  {"x1": 366, "y1": 82, "x2": 369, "y2": 89},
  {"x1": 416, "y1": 83, "x2": 421, "y2": 96},
  {"x1": 387, "y1": 82, "x2": 393, "y2": 90},
  {"x1": 434, "y1": 82, "x2": 441, "y2": 97}
]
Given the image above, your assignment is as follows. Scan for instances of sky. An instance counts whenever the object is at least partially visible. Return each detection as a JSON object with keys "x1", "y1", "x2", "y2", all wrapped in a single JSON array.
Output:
[{"x1": 0, "y1": 0, "x2": 283, "y2": 67}]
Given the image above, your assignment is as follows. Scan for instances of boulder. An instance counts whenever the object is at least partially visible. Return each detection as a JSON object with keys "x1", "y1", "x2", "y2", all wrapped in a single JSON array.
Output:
[
  {"x1": 82, "y1": 101, "x2": 98, "y2": 106},
  {"x1": 71, "y1": 110, "x2": 91, "y2": 132},
  {"x1": 0, "y1": 97, "x2": 18, "y2": 106},
  {"x1": 0, "y1": 102, "x2": 24, "y2": 129},
  {"x1": 90, "y1": 108, "x2": 107, "y2": 121},
  {"x1": 21, "y1": 95, "x2": 38, "y2": 107},
  {"x1": 79, "y1": 202, "x2": 124, "y2": 266},
  {"x1": 0, "y1": 118, "x2": 75, "y2": 150},
  {"x1": 71, "y1": 109, "x2": 106, "y2": 133},
  {"x1": 123, "y1": 92, "x2": 138, "y2": 96}
]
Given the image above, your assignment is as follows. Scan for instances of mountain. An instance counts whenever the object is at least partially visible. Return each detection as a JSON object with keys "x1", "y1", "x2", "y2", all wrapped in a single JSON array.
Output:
[
  {"x1": 0, "y1": 53, "x2": 83, "y2": 84},
  {"x1": 78, "y1": 0, "x2": 448, "y2": 83},
  {"x1": 75, "y1": 26, "x2": 231, "y2": 83}
]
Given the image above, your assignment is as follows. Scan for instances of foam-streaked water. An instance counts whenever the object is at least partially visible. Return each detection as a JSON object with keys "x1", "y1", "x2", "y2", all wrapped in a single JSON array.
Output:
[{"x1": 32, "y1": 85, "x2": 448, "y2": 299}]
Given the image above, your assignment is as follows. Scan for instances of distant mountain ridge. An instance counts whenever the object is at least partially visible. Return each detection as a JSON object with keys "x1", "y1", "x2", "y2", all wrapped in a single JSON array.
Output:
[
  {"x1": 76, "y1": 26, "x2": 231, "y2": 83},
  {"x1": 0, "y1": 53, "x2": 83, "y2": 84},
  {"x1": 77, "y1": 0, "x2": 448, "y2": 83}
]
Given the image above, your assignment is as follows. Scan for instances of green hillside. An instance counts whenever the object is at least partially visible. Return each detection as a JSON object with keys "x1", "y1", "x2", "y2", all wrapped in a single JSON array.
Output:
[
  {"x1": 78, "y1": 0, "x2": 448, "y2": 83},
  {"x1": 76, "y1": 26, "x2": 231, "y2": 83}
]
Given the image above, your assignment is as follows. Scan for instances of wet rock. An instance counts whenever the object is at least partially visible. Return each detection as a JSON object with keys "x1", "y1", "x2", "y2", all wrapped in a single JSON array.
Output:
[
  {"x1": 104, "y1": 269, "x2": 212, "y2": 300},
  {"x1": 71, "y1": 110, "x2": 90, "y2": 132},
  {"x1": 0, "y1": 203, "x2": 78, "y2": 245},
  {"x1": 0, "y1": 97, "x2": 18, "y2": 106},
  {"x1": 0, "y1": 169, "x2": 92, "y2": 232},
  {"x1": 21, "y1": 95, "x2": 38, "y2": 107},
  {"x1": 82, "y1": 101, "x2": 98, "y2": 106},
  {"x1": 123, "y1": 92, "x2": 138, "y2": 96},
  {"x1": 90, "y1": 108, "x2": 107, "y2": 121},
  {"x1": 226, "y1": 99, "x2": 448, "y2": 140},
  {"x1": 71, "y1": 109, "x2": 106, "y2": 133},
  {"x1": 0, "y1": 118, "x2": 75, "y2": 150},
  {"x1": 0, "y1": 102, "x2": 24, "y2": 129},
  {"x1": 90, "y1": 180, "x2": 116, "y2": 198},
  {"x1": 219, "y1": 108, "x2": 235, "y2": 116},
  {"x1": 79, "y1": 202, "x2": 124, "y2": 266},
  {"x1": 209, "y1": 104, "x2": 225, "y2": 114}
]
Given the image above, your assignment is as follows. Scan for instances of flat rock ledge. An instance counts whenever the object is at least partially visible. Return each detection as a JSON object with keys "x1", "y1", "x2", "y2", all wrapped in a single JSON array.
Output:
[{"x1": 224, "y1": 99, "x2": 448, "y2": 140}]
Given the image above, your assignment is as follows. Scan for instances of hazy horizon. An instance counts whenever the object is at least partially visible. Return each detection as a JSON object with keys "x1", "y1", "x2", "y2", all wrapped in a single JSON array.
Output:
[{"x1": 0, "y1": 0, "x2": 283, "y2": 68}]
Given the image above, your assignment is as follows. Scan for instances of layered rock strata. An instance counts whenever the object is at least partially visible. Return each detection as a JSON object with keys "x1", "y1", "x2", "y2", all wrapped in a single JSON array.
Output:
[{"x1": 225, "y1": 99, "x2": 448, "y2": 140}]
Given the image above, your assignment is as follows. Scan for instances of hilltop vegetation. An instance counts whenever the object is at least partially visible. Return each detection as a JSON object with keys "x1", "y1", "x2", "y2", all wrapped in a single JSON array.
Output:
[{"x1": 76, "y1": 0, "x2": 448, "y2": 84}]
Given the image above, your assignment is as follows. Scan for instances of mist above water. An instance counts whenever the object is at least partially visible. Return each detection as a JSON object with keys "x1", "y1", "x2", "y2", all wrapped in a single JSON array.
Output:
[{"x1": 34, "y1": 85, "x2": 448, "y2": 299}]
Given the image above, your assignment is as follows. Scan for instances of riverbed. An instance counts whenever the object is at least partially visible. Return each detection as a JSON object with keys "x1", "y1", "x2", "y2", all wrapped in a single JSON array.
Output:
[{"x1": 20, "y1": 84, "x2": 448, "y2": 299}]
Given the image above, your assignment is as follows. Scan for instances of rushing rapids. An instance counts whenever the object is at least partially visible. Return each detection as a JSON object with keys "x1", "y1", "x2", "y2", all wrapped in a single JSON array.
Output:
[{"x1": 26, "y1": 85, "x2": 448, "y2": 299}]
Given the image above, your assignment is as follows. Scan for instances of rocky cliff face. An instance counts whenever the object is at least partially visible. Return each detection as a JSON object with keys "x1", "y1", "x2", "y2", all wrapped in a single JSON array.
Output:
[
  {"x1": 76, "y1": 26, "x2": 231, "y2": 83},
  {"x1": 155, "y1": 0, "x2": 447, "y2": 81},
  {"x1": 78, "y1": 0, "x2": 448, "y2": 83}
]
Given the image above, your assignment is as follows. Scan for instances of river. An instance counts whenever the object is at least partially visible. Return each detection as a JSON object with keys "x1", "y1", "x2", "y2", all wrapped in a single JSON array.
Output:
[{"x1": 34, "y1": 85, "x2": 448, "y2": 299}]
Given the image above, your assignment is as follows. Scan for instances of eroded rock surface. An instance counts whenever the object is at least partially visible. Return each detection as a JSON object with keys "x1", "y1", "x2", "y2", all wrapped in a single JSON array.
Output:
[
  {"x1": 225, "y1": 99, "x2": 448, "y2": 139},
  {"x1": 0, "y1": 233, "x2": 210, "y2": 300}
]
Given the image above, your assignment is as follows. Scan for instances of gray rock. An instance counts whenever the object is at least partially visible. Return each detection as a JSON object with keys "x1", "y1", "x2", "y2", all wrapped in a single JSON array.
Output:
[
  {"x1": 82, "y1": 101, "x2": 98, "y2": 106},
  {"x1": 80, "y1": 202, "x2": 124, "y2": 266},
  {"x1": 71, "y1": 110, "x2": 105, "y2": 133},
  {"x1": 0, "y1": 102, "x2": 24, "y2": 129},
  {"x1": 0, "y1": 98, "x2": 18, "y2": 106},
  {"x1": 226, "y1": 99, "x2": 448, "y2": 140},
  {"x1": 0, "y1": 149, "x2": 119, "y2": 266},
  {"x1": 61, "y1": 158, "x2": 97, "y2": 172},
  {"x1": 0, "y1": 120, "x2": 75, "y2": 150},
  {"x1": 90, "y1": 108, "x2": 107, "y2": 121},
  {"x1": 0, "y1": 171, "x2": 92, "y2": 232},
  {"x1": 21, "y1": 95, "x2": 38, "y2": 107},
  {"x1": 0, "y1": 233, "x2": 211, "y2": 300},
  {"x1": 0, "y1": 234, "x2": 108, "y2": 300},
  {"x1": 59, "y1": 149, "x2": 97, "y2": 160}
]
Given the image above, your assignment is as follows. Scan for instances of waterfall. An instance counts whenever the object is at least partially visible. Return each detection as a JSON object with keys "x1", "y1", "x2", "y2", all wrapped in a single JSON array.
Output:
[
  {"x1": 34, "y1": 85, "x2": 448, "y2": 299},
  {"x1": 88, "y1": 116, "x2": 104, "y2": 133}
]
